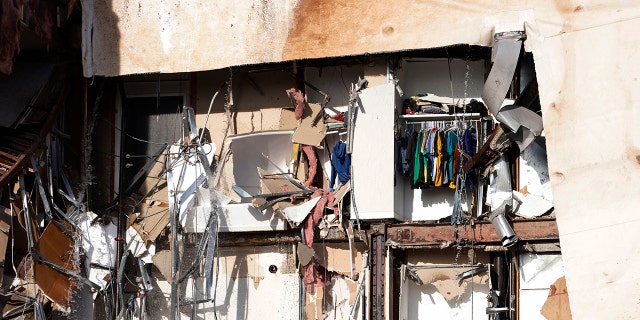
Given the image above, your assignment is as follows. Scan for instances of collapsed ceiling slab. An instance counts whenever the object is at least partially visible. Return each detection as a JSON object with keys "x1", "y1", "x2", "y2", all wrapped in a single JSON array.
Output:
[{"x1": 82, "y1": 0, "x2": 640, "y2": 76}]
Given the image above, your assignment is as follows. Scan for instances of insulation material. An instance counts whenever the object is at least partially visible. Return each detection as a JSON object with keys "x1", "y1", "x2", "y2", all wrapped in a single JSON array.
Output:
[
  {"x1": 519, "y1": 253, "x2": 566, "y2": 320},
  {"x1": 78, "y1": 212, "x2": 117, "y2": 289},
  {"x1": 286, "y1": 88, "x2": 305, "y2": 120},
  {"x1": 302, "y1": 189, "x2": 340, "y2": 293},
  {"x1": 77, "y1": 211, "x2": 118, "y2": 268},
  {"x1": 27, "y1": 0, "x2": 54, "y2": 48},
  {"x1": 301, "y1": 145, "x2": 320, "y2": 188}
]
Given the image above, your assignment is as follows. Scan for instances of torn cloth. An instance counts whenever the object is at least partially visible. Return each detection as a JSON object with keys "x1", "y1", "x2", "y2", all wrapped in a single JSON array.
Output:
[
  {"x1": 0, "y1": 0, "x2": 25, "y2": 75},
  {"x1": 304, "y1": 260, "x2": 331, "y2": 294},
  {"x1": 302, "y1": 189, "x2": 337, "y2": 247},
  {"x1": 302, "y1": 145, "x2": 320, "y2": 188},
  {"x1": 286, "y1": 88, "x2": 305, "y2": 120},
  {"x1": 302, "y1": 189, "x2": 338, "y2": 292}
]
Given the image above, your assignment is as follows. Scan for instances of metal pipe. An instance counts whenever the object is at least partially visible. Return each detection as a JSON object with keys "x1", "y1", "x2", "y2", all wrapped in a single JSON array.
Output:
[{"x1": 115, "y1": 77, "x2": 129, "y2": 318}]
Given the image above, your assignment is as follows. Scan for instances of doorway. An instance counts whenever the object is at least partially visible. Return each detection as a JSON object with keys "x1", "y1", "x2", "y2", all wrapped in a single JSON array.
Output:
[{"x1": 120, "y1": 96, "x2": 183, "y2": 192}]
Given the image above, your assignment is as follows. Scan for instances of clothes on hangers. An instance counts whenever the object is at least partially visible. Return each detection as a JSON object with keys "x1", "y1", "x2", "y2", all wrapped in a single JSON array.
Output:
[{"x1": 396, "y1": 122, "x2": 475, "y2": 190}]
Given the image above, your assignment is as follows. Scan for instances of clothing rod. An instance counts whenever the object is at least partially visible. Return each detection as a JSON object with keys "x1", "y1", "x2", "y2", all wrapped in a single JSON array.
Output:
[{"x1": 403, "y1": 120, "x2": 482, "y2": 125}]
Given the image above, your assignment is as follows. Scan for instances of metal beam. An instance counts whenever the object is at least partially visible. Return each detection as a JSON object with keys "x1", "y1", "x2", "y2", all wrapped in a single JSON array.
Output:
[
  {"x1": 216, "y1": 230, "x2": 301, "y2": 247},
  {"x1": 387, "y1": 219, "x2": 558, "y2": 247}
]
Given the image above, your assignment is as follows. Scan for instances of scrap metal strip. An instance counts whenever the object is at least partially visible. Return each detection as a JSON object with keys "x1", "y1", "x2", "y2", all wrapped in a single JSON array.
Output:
[{"x1": 30, "y1": 156, "x2": 53, "y2": 221}]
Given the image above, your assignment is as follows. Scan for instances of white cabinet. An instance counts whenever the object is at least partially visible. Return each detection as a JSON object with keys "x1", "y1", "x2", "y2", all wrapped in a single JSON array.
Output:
[{"x1": 351, "y1": 83, "x2": 401, "y2": 220}]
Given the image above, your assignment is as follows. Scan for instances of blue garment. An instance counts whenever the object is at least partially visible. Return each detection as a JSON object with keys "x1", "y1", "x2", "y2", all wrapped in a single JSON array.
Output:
[
  {"x1": 462, "y1": 127, "x2": 477, "y2": 192},
  {"x1": 462, "y1": 127, "x2": 477, "y2": 158},
  {"x1": 330, "y1": 141, "x2": 351, "y2": 188},
  {"x1": 446, "y1": 130, "x2": 458, "y2": 182}
]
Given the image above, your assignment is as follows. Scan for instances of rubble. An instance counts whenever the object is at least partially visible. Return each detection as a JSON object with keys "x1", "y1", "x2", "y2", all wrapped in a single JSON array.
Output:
[{"x1": 5, "y1": 2, "x2": 617, "y2": 317}]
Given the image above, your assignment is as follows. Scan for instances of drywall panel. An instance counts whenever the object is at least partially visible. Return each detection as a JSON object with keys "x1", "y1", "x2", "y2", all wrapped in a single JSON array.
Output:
[
  {"x1": 530, "y1": 13, "x2": 640, "y2": 319},
  {"x1": 518, "y1": 253, "x2": 565, "y2": 320},
  {"x1": 351, "y1": 83, "x2": 397, "y2": 219}
]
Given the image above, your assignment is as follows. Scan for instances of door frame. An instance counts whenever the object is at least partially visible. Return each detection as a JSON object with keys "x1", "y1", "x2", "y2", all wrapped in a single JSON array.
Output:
[{"x1": 114, "y1": 77, "x2": 190, "y2": 196}]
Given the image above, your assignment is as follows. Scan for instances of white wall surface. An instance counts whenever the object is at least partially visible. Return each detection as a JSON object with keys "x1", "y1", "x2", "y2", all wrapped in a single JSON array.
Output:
[
  {"x1": 147, "y1": 245, "x2": 300, "y2": 319},
  {"x1": 399, "y1": 274, "x2": 489, "y2": 320},
  {"x1": 518, "y1": 253, "x2": 564, "y2": 320},
  {"x1": 399, "y1": 59, "x2": 485, "y2": 101}
]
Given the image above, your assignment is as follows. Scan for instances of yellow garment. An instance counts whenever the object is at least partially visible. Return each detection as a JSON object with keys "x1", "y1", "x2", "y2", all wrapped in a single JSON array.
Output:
[
  {"x1": 434, "y1": 132, "x2": 443, "y2": 187},
  {"x1": 421, "y1": 130, "x2": 428, "y2": 184}
]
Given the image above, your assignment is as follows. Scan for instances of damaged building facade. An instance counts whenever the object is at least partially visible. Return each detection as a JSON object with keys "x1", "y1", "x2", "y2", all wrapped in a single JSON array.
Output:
[{"x1": 0, "y1": 1, "x2": 639, "y2": 319}]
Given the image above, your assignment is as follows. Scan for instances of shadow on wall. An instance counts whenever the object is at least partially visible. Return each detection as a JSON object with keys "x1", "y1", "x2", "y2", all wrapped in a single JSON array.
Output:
[{"x1": 71, "y1": 1, "x2": 121, "y2": 319}]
